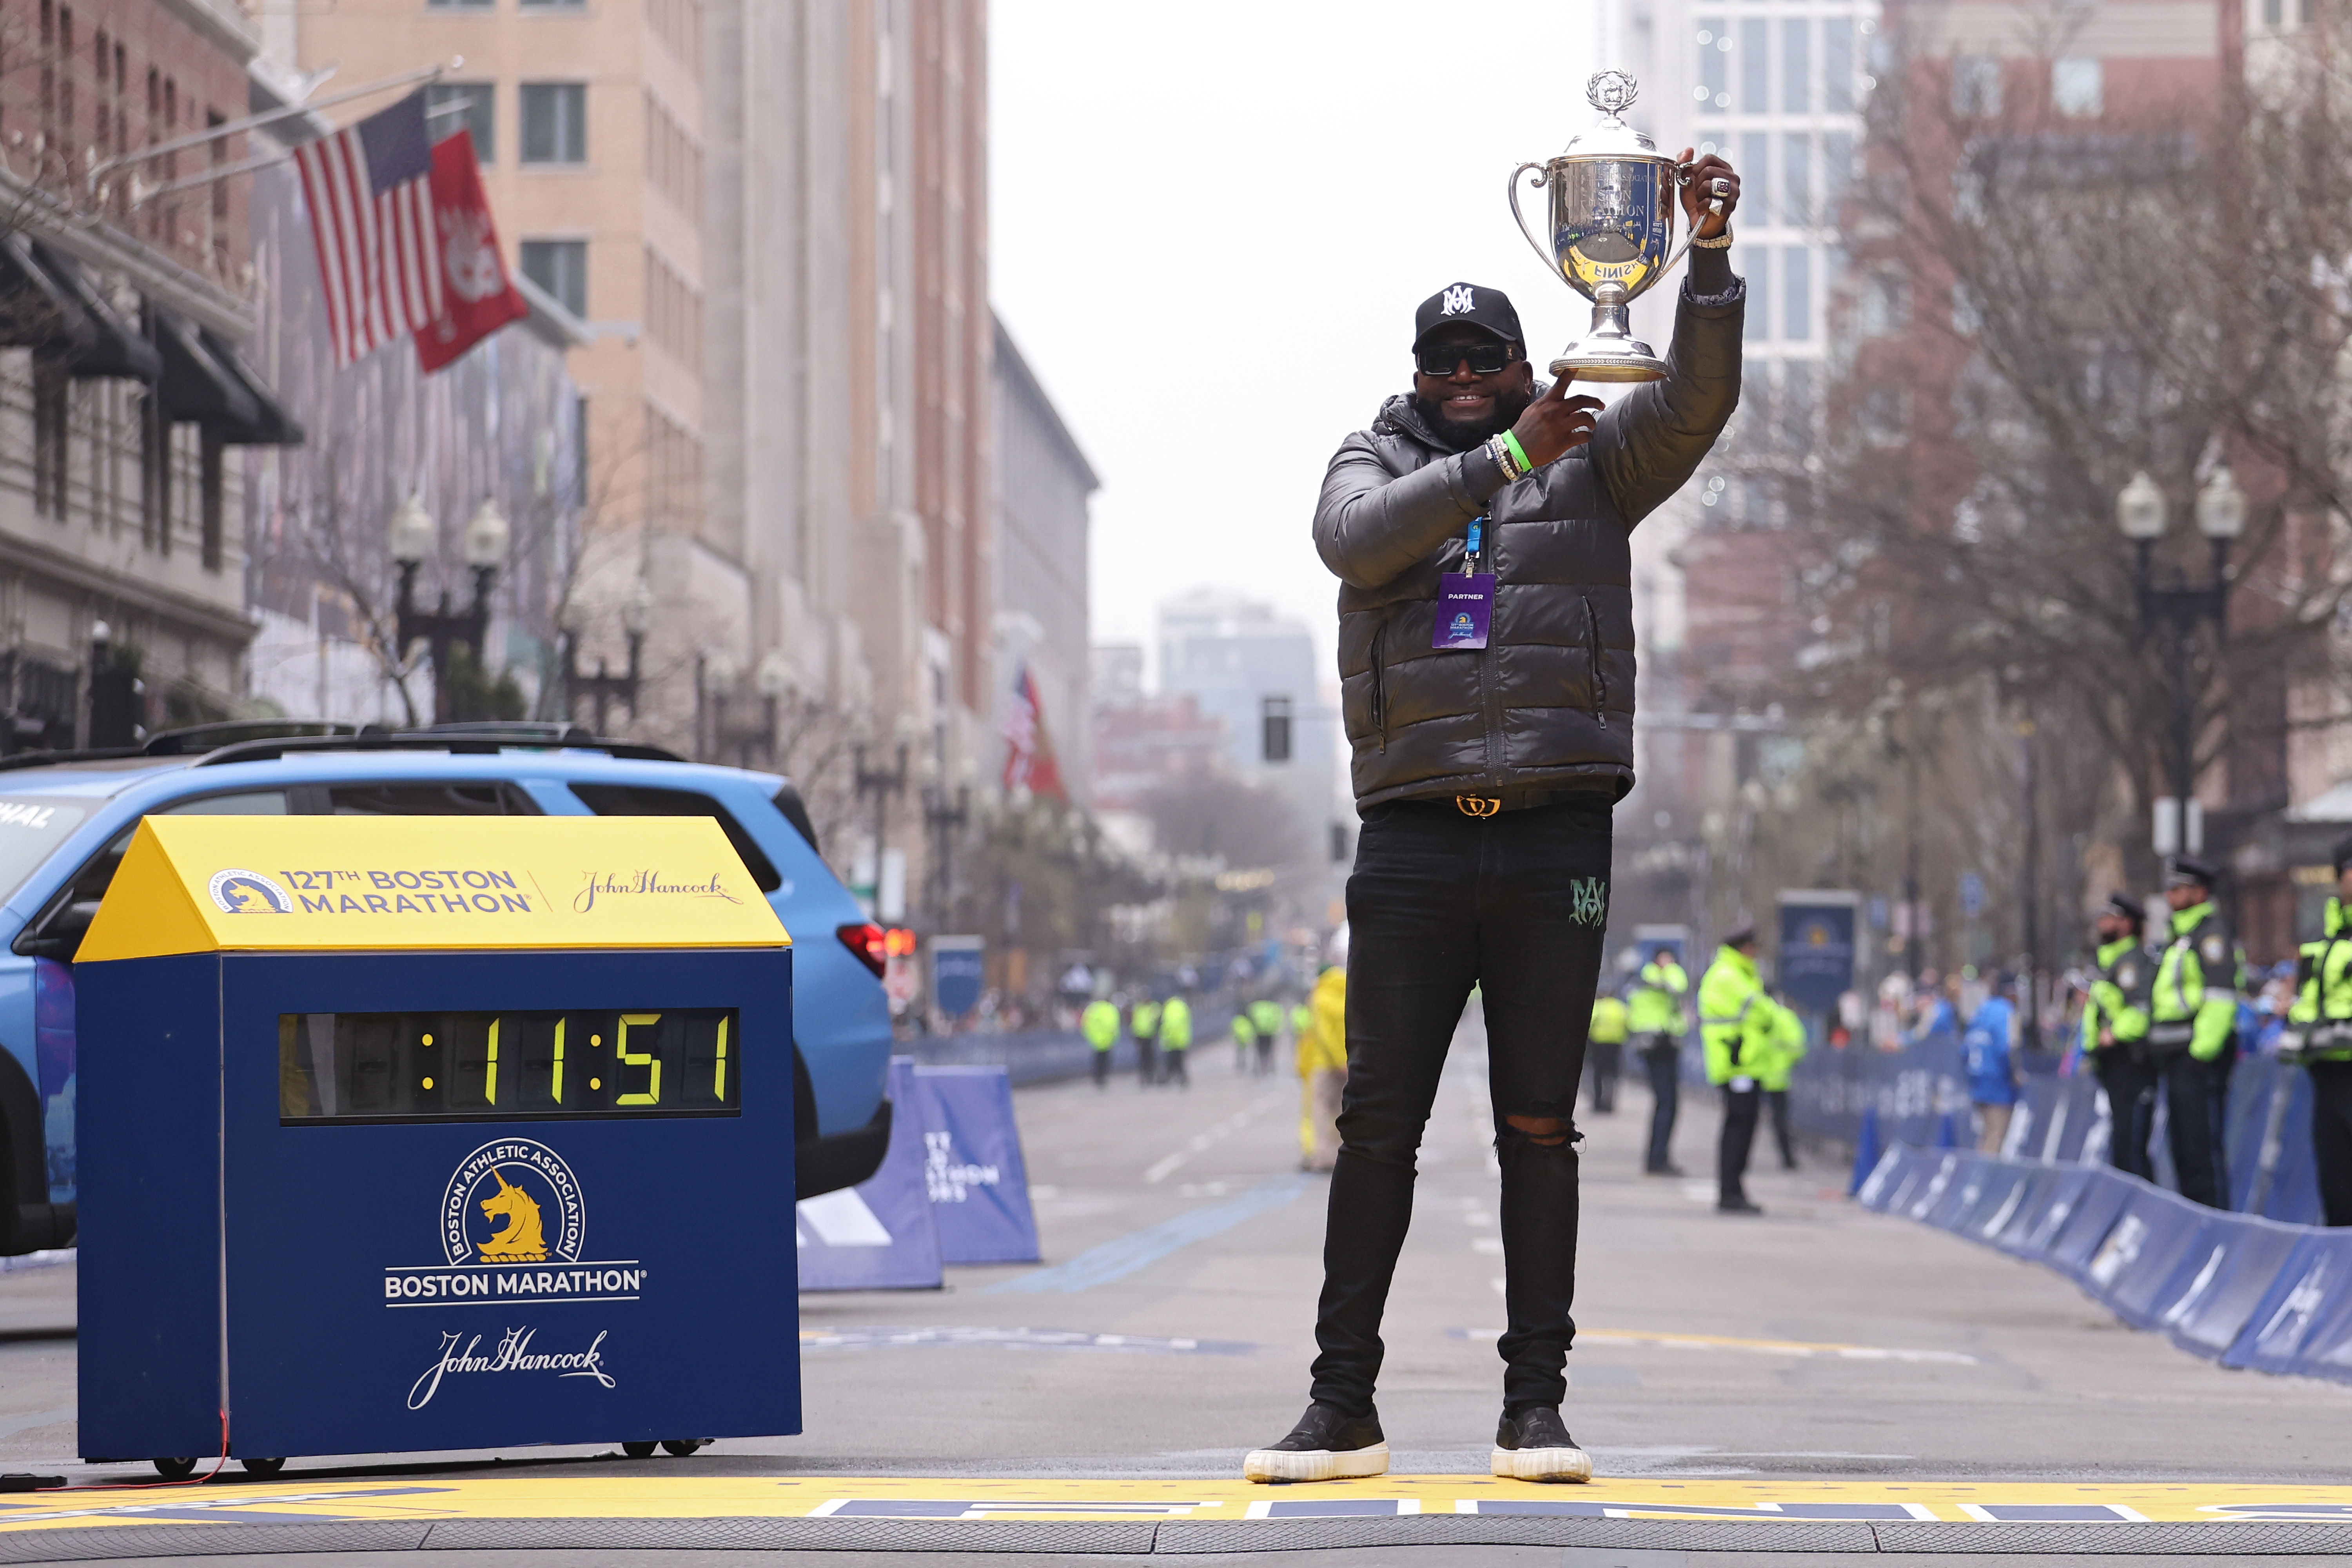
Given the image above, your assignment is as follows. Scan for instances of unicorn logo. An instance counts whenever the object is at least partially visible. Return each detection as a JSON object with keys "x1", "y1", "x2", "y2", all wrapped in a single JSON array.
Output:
[
  {"x1": 476, "y1": 1167, "x2": 548, "y2": 1262},
  {"x1": 440, "y1": 1139, "x2": 586, "y2": 1267},
  {"x1": 207, "y1": 869, "x2": 292, "y2": 914}
]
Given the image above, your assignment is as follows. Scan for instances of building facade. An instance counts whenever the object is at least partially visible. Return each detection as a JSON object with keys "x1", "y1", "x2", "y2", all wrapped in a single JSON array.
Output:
[{"x1": 0, "y1": 0, "x2": 300, "y2": 746}]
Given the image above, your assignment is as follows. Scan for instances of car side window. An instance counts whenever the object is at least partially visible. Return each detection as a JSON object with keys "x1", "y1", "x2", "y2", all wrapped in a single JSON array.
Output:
[
  {"x1": 321, "y1": 783, "x2": 541, "y2": 816},
  {"x1": 565, "y1": 784, "x2": 784, "y2": 893},
  {"x1": 14, "y1": 789, "x2": 292, "y2": 961}
]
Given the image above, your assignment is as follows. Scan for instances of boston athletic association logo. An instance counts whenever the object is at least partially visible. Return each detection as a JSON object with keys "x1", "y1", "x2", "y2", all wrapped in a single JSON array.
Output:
[
  {"x1": 207, "y1": 869, "x2": 293, "y2": 914},
  {"x1": 442, "y1": 1139, "x2": 586, "y2": 1266}
]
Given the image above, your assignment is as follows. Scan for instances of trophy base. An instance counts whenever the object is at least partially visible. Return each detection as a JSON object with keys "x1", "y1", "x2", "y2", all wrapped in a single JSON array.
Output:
[{"x1": 1548, "y1": 338, "x2": 1669, "y2": 384}]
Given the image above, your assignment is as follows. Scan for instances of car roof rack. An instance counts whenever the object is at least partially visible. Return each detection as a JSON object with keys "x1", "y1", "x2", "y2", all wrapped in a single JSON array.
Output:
[
  {"x1": 191, "y1": 724, "x2": 684, "y2": 767},
  {"x1": 0, "y1": 718, "x2": 361, "y2": 773}
]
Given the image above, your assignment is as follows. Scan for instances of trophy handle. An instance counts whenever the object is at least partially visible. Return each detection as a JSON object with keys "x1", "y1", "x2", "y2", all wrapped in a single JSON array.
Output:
[
  {"x1": 1508, "y1": 162, "x2": 1559, "y2": 280},
  {"x1": 1658, "y1": 167, "x2": 1732, "y2": 277}
]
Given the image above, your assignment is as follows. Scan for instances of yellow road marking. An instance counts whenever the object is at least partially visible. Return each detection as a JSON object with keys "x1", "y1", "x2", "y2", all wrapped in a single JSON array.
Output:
[
  {"x1": 1574, "y1": 1329, "x2": 1983, "y2": 1364},
  {"x1": 0, "y1": 1477, "x2": 2345, "y2": 1531}
]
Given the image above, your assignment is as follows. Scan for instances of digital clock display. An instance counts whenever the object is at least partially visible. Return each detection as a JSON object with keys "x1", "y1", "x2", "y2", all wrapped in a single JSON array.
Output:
[{"x1": 279, "y1": 1009, "x2": 741, "y2": 1123}]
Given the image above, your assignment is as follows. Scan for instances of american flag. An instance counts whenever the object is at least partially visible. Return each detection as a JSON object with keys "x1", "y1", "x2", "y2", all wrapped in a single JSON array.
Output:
[{"x1": 294, "y1": 93, "x2": 442, "y2": 367}]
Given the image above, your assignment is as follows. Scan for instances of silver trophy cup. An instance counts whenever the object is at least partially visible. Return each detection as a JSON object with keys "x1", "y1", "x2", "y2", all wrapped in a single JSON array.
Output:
[{"x1": 1509, "y1": 71, "x2": 1719, "y2": 383}]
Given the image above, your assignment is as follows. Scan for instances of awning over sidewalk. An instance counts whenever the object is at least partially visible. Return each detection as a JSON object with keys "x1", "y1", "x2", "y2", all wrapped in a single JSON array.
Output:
[
  {"x1": 0, "y1": 236, "x2": 164, "y2": 383},
  {"x1": 150, "y1": 307, "x2": 303, "y2": 446},
  {"x1": 32, "y1": 243, "x2": 162, "y2": 383}
]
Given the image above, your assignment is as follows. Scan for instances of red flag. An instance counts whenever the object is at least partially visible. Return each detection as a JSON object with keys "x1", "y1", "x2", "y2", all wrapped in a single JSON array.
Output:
[{"x1": 415, "y1": 130, "x2": 529, "y2": 373}]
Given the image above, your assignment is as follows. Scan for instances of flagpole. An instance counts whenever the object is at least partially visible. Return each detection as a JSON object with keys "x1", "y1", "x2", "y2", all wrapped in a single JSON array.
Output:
[
  {"x1": 87, "y1": 56, "x2": 465, "y2": 192},
  {"x1": 129, "y1": 102, "x2": 474, "y2": 207}
]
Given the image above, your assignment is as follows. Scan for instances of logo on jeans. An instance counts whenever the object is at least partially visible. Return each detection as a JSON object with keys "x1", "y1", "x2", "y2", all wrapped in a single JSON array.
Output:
[{"x1": 1570, "y1": 877, "x2": 1608, "y2": 926}]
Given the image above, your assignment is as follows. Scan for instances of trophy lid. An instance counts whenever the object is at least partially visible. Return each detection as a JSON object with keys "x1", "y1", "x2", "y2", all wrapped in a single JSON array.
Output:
[{"x1": 1559, "y1": 70, "x2": 1666, "y2": 160}]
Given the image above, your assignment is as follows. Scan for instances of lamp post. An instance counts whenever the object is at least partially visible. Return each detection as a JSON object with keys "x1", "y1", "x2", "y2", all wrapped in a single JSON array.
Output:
[
  {"x1": 2117, "y1": 466, "x2": 2243, "y2": 855},
  {"x1": 703, "y1": 650, "x2": 793, "y2": 767},
  {"x1": 390, "y1": 495, "x2": 508, "y2": 725},
  {"x1": 562, "y1": 575, "x2": 654, "y2": 734},
  {"x1": 853, "y1": 718, "x2": 913, "y2": 920},
  {"x1": 921, "y1": 747, "x2": 971, "y2": 928}
]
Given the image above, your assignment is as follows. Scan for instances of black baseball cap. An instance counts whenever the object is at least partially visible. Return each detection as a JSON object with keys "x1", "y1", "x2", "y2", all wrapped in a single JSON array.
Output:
[
  {"x1": 1413, "y1": 282, "x2": 1524, "y2": 352},
  {"x1": 2165, "y1": 853, "x2": 2217, "y2": 889}
]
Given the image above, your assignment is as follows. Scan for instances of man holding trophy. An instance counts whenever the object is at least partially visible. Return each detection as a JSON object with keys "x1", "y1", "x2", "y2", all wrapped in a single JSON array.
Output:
[{"x1": 1244, "y1": 74, "x2": 1743, "y2": 1486}]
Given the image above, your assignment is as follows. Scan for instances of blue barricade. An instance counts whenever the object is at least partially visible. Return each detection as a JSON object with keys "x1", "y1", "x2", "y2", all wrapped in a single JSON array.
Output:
[
  {"x1": 2044, "y1": 1165, "x2": 2137, "y2": 1285},
  {"x1": 797, "y1": 1057, "x2": 945, "y2": 1292},
  {"x1": 2160, "y1": 1213, "x2": 2307, "y2": 1360},
  {"x1": 2221, "y1": 1231, "x2": 2352, "y2": 1376},
  {"x1": 2083, "y1": 1188, "x2": 2220, "y2": 1330},
  {"x1": 1789, "y1": 1032, "x2": 1971, "y2": 1150},
  {"x1": 2003, "y1": 1165, "x2": 2100, "y2": 1264},
  {"x1": 1954, "y1": 1161, "x2": 2036, "y2": 1248},
  {"x1": 908, "y1": 1065, "x2": 1041, "y2": 1266}
]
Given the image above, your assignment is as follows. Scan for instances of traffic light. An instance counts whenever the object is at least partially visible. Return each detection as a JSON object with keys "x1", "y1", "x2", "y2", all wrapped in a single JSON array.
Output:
[{"x1": 1262, "y1": 695, "x2": 1293, "y2": 763}]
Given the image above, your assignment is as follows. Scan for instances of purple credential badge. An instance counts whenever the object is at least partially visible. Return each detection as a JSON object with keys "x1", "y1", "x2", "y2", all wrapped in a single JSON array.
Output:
[{"x1": 1432, "y1": 572, "x2": 1496, "y2": 651}]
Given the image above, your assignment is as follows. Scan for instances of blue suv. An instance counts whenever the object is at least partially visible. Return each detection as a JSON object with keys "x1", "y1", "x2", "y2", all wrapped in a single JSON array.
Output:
[{"x1": 0, "y1": 720, "x2": 895, "y2": 1255}]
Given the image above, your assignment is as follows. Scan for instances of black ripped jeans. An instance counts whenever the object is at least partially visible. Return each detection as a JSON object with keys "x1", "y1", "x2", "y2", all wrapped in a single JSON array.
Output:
[{"x1": 1310, "y1": 794, "x2": 1612, "y2": 1420}]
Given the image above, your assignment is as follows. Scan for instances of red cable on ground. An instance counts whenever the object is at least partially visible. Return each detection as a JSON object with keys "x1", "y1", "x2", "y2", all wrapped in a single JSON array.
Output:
[{"x1": 32, "y1": 1409, "x2": 234, "y2": 1492}]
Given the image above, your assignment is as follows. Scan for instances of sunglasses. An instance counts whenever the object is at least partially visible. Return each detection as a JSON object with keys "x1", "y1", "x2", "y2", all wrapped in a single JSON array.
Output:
[{"x1": 1416, "y1": 341, "x2": 1518, "y2": 376}]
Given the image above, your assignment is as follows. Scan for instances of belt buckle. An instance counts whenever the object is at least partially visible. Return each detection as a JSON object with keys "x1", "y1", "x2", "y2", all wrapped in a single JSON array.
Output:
[{"x1": 1455, "y1": 795, "x2": 1503, "y2": 818}]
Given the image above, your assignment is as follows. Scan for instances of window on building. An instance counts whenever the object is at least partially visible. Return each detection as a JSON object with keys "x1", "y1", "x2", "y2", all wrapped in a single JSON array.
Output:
[
  {"x1": 1782, "y1": 246, "x2": 1812, "y2": 342},
  {"x1": 1782, "y1": 18, "x2": 1811, "y2": 113},
  {"x1": 1699, "y1": 18, "x2": 1728, "y2": 113},
  {"x1": 1858, "y1": 271, "x2": 1909, "y2": 337},
  {"x1": 1740, "y1": 132, "x2": 1769, "y2": 225},
  {"x1": 521, "y1": 0, "x2": 587, "y2": 8},
  {"x1": 1952, "y1": 282, "x2": 1984, "y2": 336},
  {"x1": 1823, "y1": 18, "x2": 1855, "y2": 112},
  {"x1": 1824, "y1": 131, "x2": 1854, "y2": 204},
  {"x1": 32, "y1": 365, "x2": 66, "y2": 521},
  {"x1": 138, "y1": 390, "x2": 164, "y2": 548},
  {"x1": 1780, "y1": 361, "x2": 1814, "y2": 450},
  {"x1": 1740, "y1": 19, "x2": 1769, "y2": 112},
  {"x1": 1782, "y1": 132, "x2": 1812, "y2": 226},
  {"x1": 1745, "y1": 246, "x2": 1770, "y2": 343},
  {"x1": 2052, "y1": 57, "x2": 2102, "y2": 118},
  {"x1": 519, "y1": 82, "x2": 586, "y2": 163},
  {"x1": 1952, "y1": 55, "x2": 2002, "y2": 118},
  {"x1": 427, "y1": 82, "x2": 495, "y2": 162},
  {"x1": 199, "y1": 429, "x2": 222, "y2": 571},
  {"x1": 519, "y1": 239, "x2": 587, "y2": 316},
  {"x1": 426, "y1": 0, "x2": 493, "y2": 9}
]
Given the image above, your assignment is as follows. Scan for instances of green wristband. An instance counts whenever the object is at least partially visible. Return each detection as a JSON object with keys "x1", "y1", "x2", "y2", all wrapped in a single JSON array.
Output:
[{"x1": 1500, "y1": 430, "x2": 1532, "y2": 474}]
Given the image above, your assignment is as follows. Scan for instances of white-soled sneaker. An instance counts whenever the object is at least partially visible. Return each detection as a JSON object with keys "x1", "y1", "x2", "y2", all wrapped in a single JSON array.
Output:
[
  {"x1": 1242, "y1": 1401, "x2": 1389, "y2": 1483},
  {"x1": 1490, "y1": 1406, "x2": 1593, "y2": 1482}
]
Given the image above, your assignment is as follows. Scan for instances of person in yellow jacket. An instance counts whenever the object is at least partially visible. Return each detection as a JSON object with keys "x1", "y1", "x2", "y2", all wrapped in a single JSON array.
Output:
[
  {"x1": 1082, "y1": 997, "x2": 1121, "y2": 1090},
  {"x1": 1700, "y1": 924, "x2": 1784, "y2": 1215},
  {"x1": 2289, "y1": 836, "x2": 2352, "y2": 1225},
  {"x1": 1586, "y1": 993, "x2": 1630, "y2": 1114},
  {"x1": 1159, "y1": 995, "x2": 1194, "y2": 1088},
  {"x1": 1757, "y1": 990, "x2": 1807, "y2": 1171},
  {"x1": 1629, "y1": 949, "x2": 1691, "y2": 1175},
  {"x1": 1250, "y1": 999, "x2": 1285, "y2": 1076},
  {"x1": 1132, "y1": 997, "x2": 1163, "y2": 1088},
  {"x1": 1298, "y1": 960, "x2": 1349, "y2": 1172},
  {"x1": 2148, "y1": 855, "x2": 2241, "y2": 1209}
]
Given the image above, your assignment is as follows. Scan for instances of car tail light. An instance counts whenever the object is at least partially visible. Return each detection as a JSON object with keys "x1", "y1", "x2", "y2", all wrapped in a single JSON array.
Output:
[{"x1": 838, "y1": 922, "x2": 888, "y2": 979}]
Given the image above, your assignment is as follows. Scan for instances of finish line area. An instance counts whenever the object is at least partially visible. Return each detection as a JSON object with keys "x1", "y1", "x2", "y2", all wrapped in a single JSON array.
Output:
[{"x1": 4, "y1": 1474, "x2": 2352, "y2": 1560}]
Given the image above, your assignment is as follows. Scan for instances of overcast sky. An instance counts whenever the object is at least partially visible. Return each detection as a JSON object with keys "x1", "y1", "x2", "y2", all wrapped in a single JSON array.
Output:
[{"x1": 990, "y1": 1, "x2": 1610, "y2": 691}]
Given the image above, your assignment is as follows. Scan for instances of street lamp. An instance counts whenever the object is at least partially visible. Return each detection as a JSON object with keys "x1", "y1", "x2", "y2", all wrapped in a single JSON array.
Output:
[
  {"x1": 390, "y1": 494, "x2": 505, "y2": 725},
  {"x1": 561, "y1": 573, "x2": 653, "y2": 734},
  {"x1": 853, "y1": 717, "x2": 913, "y2": 920},
  {"x1": 2118, "y1": 468, "x2": 2239, "y2": 856}
]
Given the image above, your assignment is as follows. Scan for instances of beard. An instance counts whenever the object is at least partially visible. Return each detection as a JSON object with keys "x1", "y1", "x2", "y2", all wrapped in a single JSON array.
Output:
[{"x1": 1411, "y1": 386, "x2": 1534, "y2": 452}]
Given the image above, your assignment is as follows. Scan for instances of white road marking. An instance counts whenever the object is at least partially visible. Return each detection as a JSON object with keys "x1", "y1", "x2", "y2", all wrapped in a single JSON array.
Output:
[{"x1": 1142, "y1": 1092, "x2": 1287, "y2": 1184}]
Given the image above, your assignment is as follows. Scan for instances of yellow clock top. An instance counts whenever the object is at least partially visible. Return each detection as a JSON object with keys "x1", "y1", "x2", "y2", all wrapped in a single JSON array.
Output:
[{"x1": 76, "y1": 815, "x2": 791, "y2": 961}]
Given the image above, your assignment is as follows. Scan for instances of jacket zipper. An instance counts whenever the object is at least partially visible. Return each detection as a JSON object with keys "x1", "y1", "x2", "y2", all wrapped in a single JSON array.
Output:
[
  {"x1": 1582, "y1": 594, "x2": 1609, "y2": 727},
  {"x1": 1370, "y1": 624, "x2": 1387, "y2": 753}
]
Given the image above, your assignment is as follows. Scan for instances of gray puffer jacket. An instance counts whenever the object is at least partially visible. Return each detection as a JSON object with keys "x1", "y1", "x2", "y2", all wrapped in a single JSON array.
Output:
[{"x1": 1314, "y1": 282, "x2": 1744, "y2": 810}]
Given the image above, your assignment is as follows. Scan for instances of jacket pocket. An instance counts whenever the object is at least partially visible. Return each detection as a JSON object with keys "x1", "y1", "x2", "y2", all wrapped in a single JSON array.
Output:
[
  {"x1": 1369, "y1": 624, "x2": 1387, "y2": 753},
  {"x1": 1581, "y1": 595, "x2": 1608, "y2": 726}
]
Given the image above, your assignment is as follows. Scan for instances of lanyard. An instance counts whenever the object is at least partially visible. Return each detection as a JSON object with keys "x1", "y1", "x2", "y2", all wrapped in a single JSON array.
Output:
[{"x1": 1465, "y1": 516, "x2": 1484, "y2": 575}]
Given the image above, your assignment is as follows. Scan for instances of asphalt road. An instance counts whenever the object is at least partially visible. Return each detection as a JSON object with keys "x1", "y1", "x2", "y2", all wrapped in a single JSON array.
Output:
[{"x1": 2, "y1": 1005, "x2": 2351, "y2": 1566}]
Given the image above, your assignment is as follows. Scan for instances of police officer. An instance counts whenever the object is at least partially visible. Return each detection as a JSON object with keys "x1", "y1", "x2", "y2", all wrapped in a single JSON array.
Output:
[
  {"x1": 1586, "y1": 989, "x2": 1630, "y2": 1114},
  {"x1": 2287, "y1": 835, "x2": 2352, "y2": 1225},
  {"x1": 1083, "y1": 996, "x2": 1122, "y2": 1089},
  {"x1": 1250, "y1": 998, "x2": 1285, "y2": 1076},
  {"x1": 1132, "y1": 995, "x2": 1163, "y2": 1087},
  {"x1": 1159, "y1": 994, "x2": 1194, "y2": 1087},
  {"x1": 1630, "y1": 947, "x2": 1691, "y2": 1175},
  {"x1": 1701, "y1": 924, "x2": 1781, "y2": 1215},
  {"x1": 2082, "y1": 893, "x2": 2158, "y2": 1181},
  {"x1": 1759, "y1": 989, "x2": 1806, "y2": 1170},
  {"x1": 2147, "y1": 854, "x2": 2240, "y2": 1208}
]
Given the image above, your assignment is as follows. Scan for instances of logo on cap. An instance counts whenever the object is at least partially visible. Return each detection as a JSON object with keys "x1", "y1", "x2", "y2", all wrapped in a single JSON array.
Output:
[{"x1": 1441, "y1": 285, "x2": 1475, "y2": 316}]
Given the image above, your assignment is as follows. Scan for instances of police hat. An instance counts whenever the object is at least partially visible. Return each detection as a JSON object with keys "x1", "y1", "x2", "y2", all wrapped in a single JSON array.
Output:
[
  {"x1": 2333, "y1": 835, "x2": 2352, "y2": 878},
  {"x1": 1722, "y1": 922, "x2": 1758, "y2": 949},
  {"x1": 2103, "y1": 891, "x2": 2144, "y2": 925},
  {"x1": 2165, "y1": 853, "x2": 2218, "y2": 889}
]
